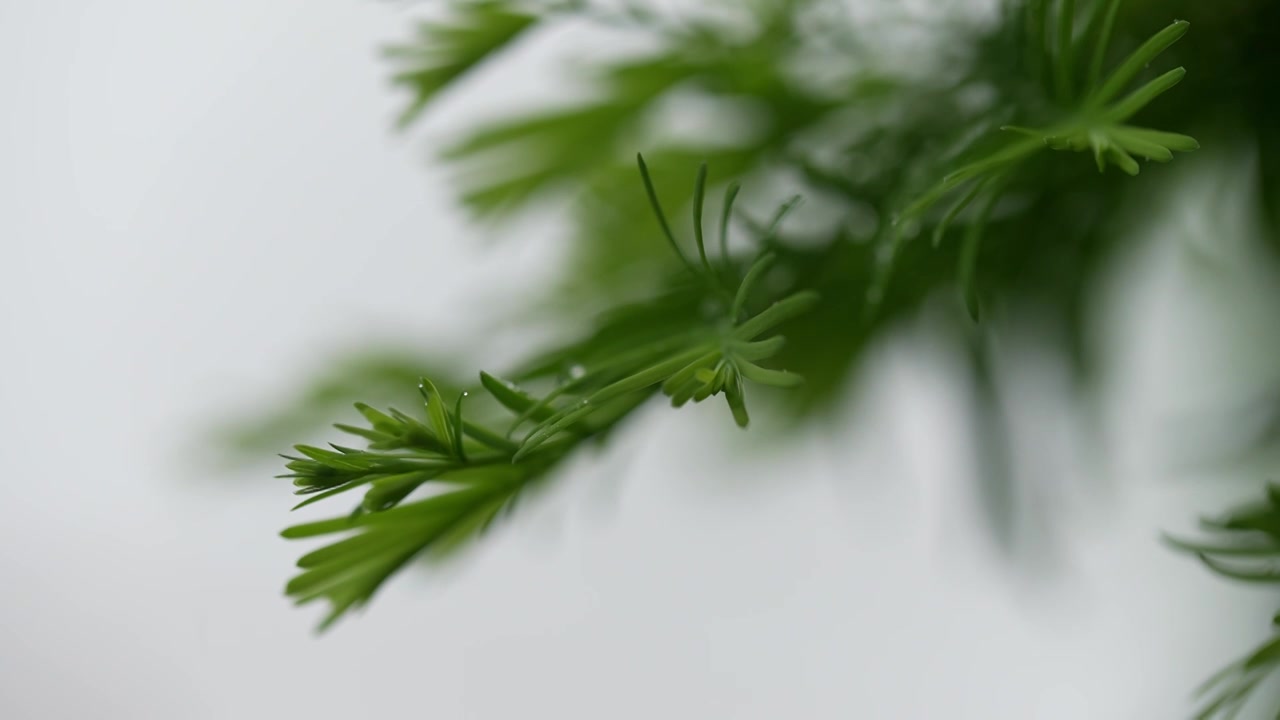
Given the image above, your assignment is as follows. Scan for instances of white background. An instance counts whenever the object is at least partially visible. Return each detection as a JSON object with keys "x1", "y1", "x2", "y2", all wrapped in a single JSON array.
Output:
[{"x1": 2, "y1": 1, "x2": 1277, "y2": 718}]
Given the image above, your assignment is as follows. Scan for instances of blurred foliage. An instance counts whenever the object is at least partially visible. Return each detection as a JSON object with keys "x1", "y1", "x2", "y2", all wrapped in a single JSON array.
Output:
[
  {"x1": 232, "y1": 0, "x2": 1280, "y2": 712},
  {"x1": 386, "y1": 0, "x2": 538, "y2": 127},
  {"x1": 1168, "y1": 485, "x2": 1280, "y2": 718}
]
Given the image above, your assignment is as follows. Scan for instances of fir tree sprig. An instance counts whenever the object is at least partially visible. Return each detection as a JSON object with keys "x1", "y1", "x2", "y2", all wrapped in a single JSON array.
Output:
[
  {"x1": 903, "y1": 12, "x2": 1196, "y2": 221},
  {"x1": 287, "y1": 0, "x2": 1204, "y2": 629},
  {"x1": 279, "y1": 159, "x2": 816, "y2": 628},
  {"x1": 884, "y1": 8, "x2": 1197, "y2": 321},
  {"x1": 254, "y1": 2, "x2": 1280, "y2": 715},
  {"x1": 1165, "y1": 482, "x2": 1280, "y2": 719}
]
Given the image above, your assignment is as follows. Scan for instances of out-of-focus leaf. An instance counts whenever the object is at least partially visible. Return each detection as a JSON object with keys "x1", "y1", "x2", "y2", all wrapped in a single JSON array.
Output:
[{"x1": 387, "y1": 0, "x2": 537, "y2": 127}]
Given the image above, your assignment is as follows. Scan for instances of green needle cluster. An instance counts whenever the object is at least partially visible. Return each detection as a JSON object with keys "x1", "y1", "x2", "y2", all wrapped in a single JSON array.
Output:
[{"x1": 254, "y1": 2, "x2": 1280, "y2": 714}]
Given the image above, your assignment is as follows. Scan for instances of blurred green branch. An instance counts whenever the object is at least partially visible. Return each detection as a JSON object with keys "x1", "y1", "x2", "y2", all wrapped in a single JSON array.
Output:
[{"x1": 237, "y1": 1, "x2": 1280, "y2": 713}]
